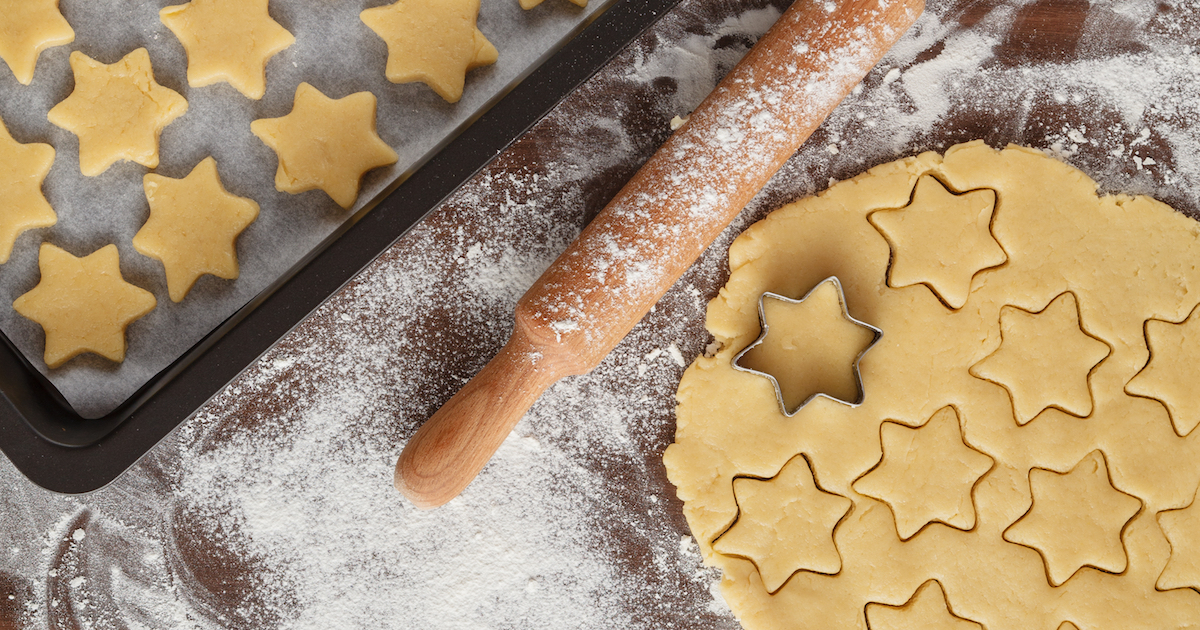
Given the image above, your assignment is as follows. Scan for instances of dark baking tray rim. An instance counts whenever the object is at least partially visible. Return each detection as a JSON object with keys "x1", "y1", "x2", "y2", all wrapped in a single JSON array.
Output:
[{"x1": 0, "y1": 0, "x2": 685, "y2": 494}]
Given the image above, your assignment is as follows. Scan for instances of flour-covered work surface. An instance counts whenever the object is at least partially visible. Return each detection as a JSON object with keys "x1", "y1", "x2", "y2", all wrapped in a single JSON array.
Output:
[{"x1": 2, "y1": 0, "x2": 1200, "y2": 627}]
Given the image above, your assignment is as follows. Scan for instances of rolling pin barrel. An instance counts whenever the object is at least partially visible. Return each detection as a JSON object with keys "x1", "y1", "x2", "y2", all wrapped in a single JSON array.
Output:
[{"x1": 397, "y1": 0, "x2": 925, "y2": 508}]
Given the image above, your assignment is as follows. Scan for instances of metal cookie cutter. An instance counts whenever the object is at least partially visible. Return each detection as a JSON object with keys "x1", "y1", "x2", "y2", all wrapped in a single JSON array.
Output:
[{"x1": 732, "y1": 276, "x2": 882, "y2": 417}]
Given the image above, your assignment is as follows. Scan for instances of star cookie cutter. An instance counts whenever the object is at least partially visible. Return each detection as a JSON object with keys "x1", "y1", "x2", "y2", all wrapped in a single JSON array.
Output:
[{"x1": 732, "y1": 276, "x2": 882, "y2": 417}]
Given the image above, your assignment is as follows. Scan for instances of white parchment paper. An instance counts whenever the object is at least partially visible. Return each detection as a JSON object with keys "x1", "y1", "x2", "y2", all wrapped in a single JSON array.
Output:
[{"x1": 0, "y1": 0, "x2": 613, "y2": 417}]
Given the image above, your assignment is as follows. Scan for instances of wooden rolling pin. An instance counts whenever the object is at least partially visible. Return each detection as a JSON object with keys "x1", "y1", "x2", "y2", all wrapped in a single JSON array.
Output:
[{"x1": 397, "y1": 0, "x2": 925, "y2": 508}]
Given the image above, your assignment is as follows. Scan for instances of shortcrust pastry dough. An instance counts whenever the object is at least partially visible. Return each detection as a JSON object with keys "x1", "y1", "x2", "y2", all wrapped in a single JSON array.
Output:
[
  {"x1": 0, "y1": 0, "x2": 74, "y2": 85},
  {"x1": 360, "y1": 0, "x2": 498, "y2": 103},
  {"x1": 0, "y1": 115, "x2": 57, "y2": 263},
  {"x1": 160, "y1": 0, "x2": 295, "y2": 100},
  {"x1": 664, "y1": 142, "x2": 1200, "y2": 629},
  {"x1": 47, "y1": 48, "x2": 188, "y2": 176},
  {"x1": 133, "y1": 157, "x2": 259, "y2": 302},
  {"x1": 14, "y1": 243, "x2": 156, "y2": 368}
]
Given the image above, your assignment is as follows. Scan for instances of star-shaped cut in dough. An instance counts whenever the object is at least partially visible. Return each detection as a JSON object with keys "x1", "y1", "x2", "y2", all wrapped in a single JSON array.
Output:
[
  {"x1": 869, "y1": 175, "x2": 1006, "y2": 309},
  {"x1": 865, "y1": 580, "x2": 983, "y2": 630},
  {"x1": 519, "y1": 0, "x2": 587, "y2": 9},
  {"x1": 160, "y1": 0, "x2": 295, "y2": 100},
  {"x1": 0, "y1": 116, "x2": 57, "y2": 263},
  {"x1": 251, "y1": 82, "x2": 398, "y2": 209},
  {"x1": 1157, "y1": 484, "x2": 1200, "y2": 593},
  {"x1": 853, "y1": 406, "x2": 994, "y2": 540},
  {"x1": 360, "y1": 0, "x2": 498, "y2": 103},
  {"x1": 1003, "y1": 450, "x2": 1142, "y2": 587},
  {"x1": 969, "y1": 292, "x2": 1109, "y2": 426},
  {"x1": 47, "y1": 48, "x2": 188, "y2": 177},
  {"x1": 13, "y1": 243, "x2": 156, "y2": 368},
  {"x1": 1126, "y1": 305, "x2": 1200, "y2": 437},
  {"x1": 712, "y1": 454, "x2": 852, "y2": 593},
  {"x1": 734, "y1": 277, "x2": 881, "y2": 415},
  {"x1": 132, "y1": 157, "x2": 259, "y2": 302},
  {"x1": 1058, "y1": 623, "x2": 1079, "y2": 630},
  {"x1": 0, "y1": 0, "x2": 74, "y2": 85}
]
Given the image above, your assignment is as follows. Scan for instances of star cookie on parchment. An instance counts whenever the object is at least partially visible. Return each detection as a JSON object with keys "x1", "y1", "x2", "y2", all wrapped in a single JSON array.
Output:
[
  {"x1": 865, "y1": 580, "x2": 983, "y2": 630},
  {"x1": 47, "y1": 48, "x2": 188, "y2": 176},
  {"x1": 1157, "y1": 485, "x2": 1200, "y2": 593},
  {"x1": 712, "y1": 455, "x2": 851, "y2": 593},
  {"x1": 360, "y1": 0, "x2": 498, "y2": 103},
  {"x1": 1003, "y1": 450, "x2": 1141, "y2": 587},
  {"x1": 13, "y1": 243, "x2": 156, "y2": 368},
  {"x1": 1126, "y1": 305, "x2": 1200, "y2": 437},
  {"x1": 869, "y1": 175, "x2": 1005, "y2": 310},
  {"x1": 0, "y1": 116, "x2": 57, "y2": 263},
  {"x1": 519, "y1": 0, "x2": 586, "y2": 9},
  {"x1": 0, "y1": 0, "x2": 74, "y2": 85},
  {"x1": 251, "y1": 83, "x2": 398, "y2": 209},
  {"x1": 853, "y1": 407, "x2": 993, "y2": 540},
  {"x1": 160, "y1": 0, "x2": 294, "y2": 100},
  {"x1": 133, "y1": 157, "x2": 259, "y2": 302},
  {"x1": 970, "y1": 292, "x2": 1109, "y2": 426}
]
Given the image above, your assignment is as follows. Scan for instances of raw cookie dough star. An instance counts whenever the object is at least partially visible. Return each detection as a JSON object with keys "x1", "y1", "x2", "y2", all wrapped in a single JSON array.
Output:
[
  {"x1": 735, "y1": 278, "x2": 880, "y2": 415},
  {"x1": 251, "y1": 83, "x2": 398, "y2": 209},
  {"x1": 360, "y1": 0, "x2": 498, "y2": 103},
  {"x1": 519, "y1": 0, "x2": 587, "y2": 9},
  {"x1": 869, "y1": 175, "x2": 1005, "y2": 309},
  {"x1": 1003, "y1": 450, "x2": 1142, "y2": 587},
  {"x1": 133, "y1": 157, "x2": 260, "y2": 302},
  {"x1": 1125, "y1": 306, "x2": 1200, "y2": 437},
  {"x1": 1156, "y1": 485, "x2": 1200, "y2": 592},
  {"x1": 0, "y1": 0, "x2": 74, "y2": 85},
  {"x1": 13, "y1": 243, "x2": 156, "y2": 368},
  {"x1": 853, "y1": 407, "x2": 994, "y2": 540},
  {"x1": 712, "y1": 455, "x2": 851, "y2": 593},
  {"x1": 160, "y1": 0, "x2": 295, "y2": 100},
  {"x1": 0, "y1": 116, "x2": 57, "y2": 263},
  {"x1": 47, "y1": 48, "x2": 188, "y2": 176},
  {"x1": 970, "y1": 292, "x2": 1109, "y2": 425},
  {"x1": 865, "y1": 580, "x2": 983, "y2": 630}
]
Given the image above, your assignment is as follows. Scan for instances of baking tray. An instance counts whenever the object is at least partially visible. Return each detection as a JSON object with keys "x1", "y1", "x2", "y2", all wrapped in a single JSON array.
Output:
[{"x1": 0, "y1": 0, "x2": 685, "y2": 494}]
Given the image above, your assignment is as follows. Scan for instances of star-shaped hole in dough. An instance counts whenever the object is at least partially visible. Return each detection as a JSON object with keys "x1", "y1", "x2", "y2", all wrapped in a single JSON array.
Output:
[
  {"x1": 132, "y1": 157, "x2": 259, "y2": 302},
  {"x1": 869, "y1": 175, "x2": 1006, "y2": 310},
  {"x1": 1003, "y1": 450, "x2": 1142, "y2": 587},
  {"x1": 0, "y1": 0, "x2": 74, "y2": 85},
  {"x1": 0, "y1": 116, "x2": 57, "y2": 263},
  {"x1": 712, "y1": 454, "x2": 852, "y2": 593},
  {"x1": 360, "y1": 0, "x2": 498, "y2": 104},
  {"x1": 519, "y1": 0, "x2": 587, "y2": 9},
  {"x1": 251, "y1": 82, "x2": 399, "y2": 209},
  {"x1": 969, "y1": 291, "x2": 1110, "y2": 426},
  {"x1": 160, "y1": 0, "x2": 294, "y2": 100},
  {"x1": 853, "y1": 406, "x2": 994, "y2": 540},
  {"x1": 734, "y1": 277, "x2": 881, "y2": 415},
  {"x1": 1126, "y1": 305, "x2": 1200, "y2": 437},
  {"x1": 1156, "y1": 484, "x2": 1200, "y2": 593},
  {"x1": 13, "y1": 243, "x2": 156, "y2": 368},
  {"x1": 47, "y1": 48, "x2": 188, "y2": 177},
  {"x1": 865, "y1": 580, "x2": 983, "y2": 630}
]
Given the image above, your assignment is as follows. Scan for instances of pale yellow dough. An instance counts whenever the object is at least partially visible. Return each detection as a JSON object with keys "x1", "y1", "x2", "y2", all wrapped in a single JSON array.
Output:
[
  {"x1": 0, "y1": 115, "x2": 57, "y2": 263},
  {"x1": 664, "y1": 141, "x2": 1200, "y2": 630},
  {"x1": 0, "y1": 0, "x2": 74, "y2": 85}
]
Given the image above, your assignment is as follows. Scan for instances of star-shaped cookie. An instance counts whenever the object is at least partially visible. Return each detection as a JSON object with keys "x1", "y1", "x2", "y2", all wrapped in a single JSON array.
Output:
[
  {"x1": 734, "y1": 278, "x2": 880, "y2": 415},
  {"x1": 251, "y1": 83, "x2": 398, "y2": 209},
  {"x1": 1157, "y1": 485, "x2": 1200, "y2": 592},
  {"x1": 160, "y1": 0, "x2": 295, "y2": 100},
  {"x1": 0, "y1": 0, "x2": 74, "y2": 85},
  {"x1": 1126, "y1": 306, "x2": 1200, "y2": 437},
  {"x1": 870, "y1": 175, "x2": 1005, "y2": 309},
  {"x1": 0, "y1": 116, "x2": 57, "y2": 263},
  {"x1": 865, "y1": 580, "x2": 983, "y2": 630},
  {"x1": 712, "y1": 455, "x2": 851, "y2": 593},
  {"x1": 519, "y1": 0, "x2": 587, "y2": 9},
  {"x1": 13, "y1": 243, "x2": 156, "y2": 368},
  {"x1": 360, "y1": 0, "x2": 498, "y2": 103},
  {"x1": 133, "y1": 157, "x2": 259, "y2": 302},
  {"x1": 1003, "y1": 450, "x2": 1141, "y2": 587},
  {"x1": 47, "y1": 48, "x2": 188, "y2": 176},
  {"x1": 853, "y1": 407, "x2": 994, "y2": 540},
  {"x1": 970, "y1": 292, "x2": 1109, "y2": 425}
]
